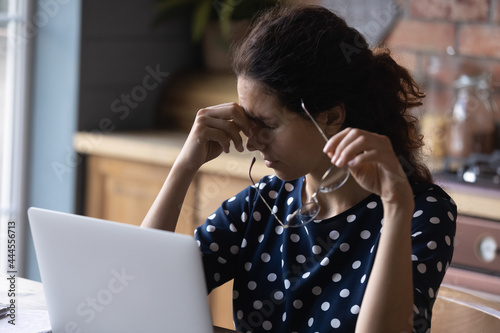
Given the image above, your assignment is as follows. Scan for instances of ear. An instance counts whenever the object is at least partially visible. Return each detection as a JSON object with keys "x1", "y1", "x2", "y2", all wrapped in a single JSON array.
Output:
[{"x1": 316, "y1": 104, "x2": 345, "y2": 137}]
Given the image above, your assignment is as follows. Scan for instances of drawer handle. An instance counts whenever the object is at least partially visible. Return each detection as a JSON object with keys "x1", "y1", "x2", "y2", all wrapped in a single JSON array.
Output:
[{"x1": 477, "y1": 236, "x2": 498, "y2": 263}]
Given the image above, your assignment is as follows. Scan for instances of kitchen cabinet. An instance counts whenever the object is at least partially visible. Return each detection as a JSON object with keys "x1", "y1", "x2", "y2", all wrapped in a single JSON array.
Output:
[
  {"x1": 84, "y1": 156, "x2": 179, "y2": 227},
  {"x1": 435, "y1": 175, "x2": 500, "y2": 296},
  {"x1": 75, "y1": 131, "x2": 267, "y2": 329}
]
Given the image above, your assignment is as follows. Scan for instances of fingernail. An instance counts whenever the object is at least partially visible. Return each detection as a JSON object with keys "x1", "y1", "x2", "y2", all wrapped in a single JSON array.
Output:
[
  {"x1": 335, "y1": 157, "x2": 343, "y2": 167},
  {"x1": 331, "y1": 154, "x2": 337, "y2": 164}
]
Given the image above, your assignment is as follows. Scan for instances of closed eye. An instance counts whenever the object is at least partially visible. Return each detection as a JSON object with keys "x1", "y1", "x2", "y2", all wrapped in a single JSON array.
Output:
[
  {"x1": 262, "y1": 122, "x2": 277, "y2": 130},
  {"x1": 247, "y1": 116, "x2": 277, "y2": 131}
]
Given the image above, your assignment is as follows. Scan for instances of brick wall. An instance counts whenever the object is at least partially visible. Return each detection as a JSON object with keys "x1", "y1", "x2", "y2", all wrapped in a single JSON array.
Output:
[
  {"x1": 385, "y1": 0, "x2": 500, "y2": 110},
  {"x1": 384, "y1": 0, "x2": 500, "y2": 161}
]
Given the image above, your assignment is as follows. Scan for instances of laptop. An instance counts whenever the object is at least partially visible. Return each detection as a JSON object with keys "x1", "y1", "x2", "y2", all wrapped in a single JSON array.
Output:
[{"x1": 28, "y1": 207, "x2": 214, "y2": 333}]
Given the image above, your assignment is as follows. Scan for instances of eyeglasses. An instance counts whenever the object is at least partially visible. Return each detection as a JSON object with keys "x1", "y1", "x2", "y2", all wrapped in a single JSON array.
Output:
[{"x1": 248, "y1": 99, "x2": 350, "y2": 228}]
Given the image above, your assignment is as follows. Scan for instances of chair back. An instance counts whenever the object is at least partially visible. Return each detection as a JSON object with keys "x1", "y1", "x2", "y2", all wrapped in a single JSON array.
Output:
[{"x1": 431, "y1": 284, "x2": 500, "y2": 333}]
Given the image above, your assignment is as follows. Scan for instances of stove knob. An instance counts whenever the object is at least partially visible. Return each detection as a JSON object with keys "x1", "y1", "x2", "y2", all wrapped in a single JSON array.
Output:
[{"x1": 477, "y1": 236, "x2": 497, "y2": 263}]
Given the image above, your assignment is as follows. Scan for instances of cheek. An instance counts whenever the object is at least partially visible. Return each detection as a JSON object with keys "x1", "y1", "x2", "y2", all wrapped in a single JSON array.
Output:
[{"x1": 257, "y1": 128, "x2": 276, "y2": 146}]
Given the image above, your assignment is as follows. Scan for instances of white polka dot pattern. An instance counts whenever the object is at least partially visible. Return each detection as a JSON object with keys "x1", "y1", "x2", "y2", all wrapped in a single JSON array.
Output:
[{"x1": 194, "y1": 176, "x2": 456, "y2": 333}]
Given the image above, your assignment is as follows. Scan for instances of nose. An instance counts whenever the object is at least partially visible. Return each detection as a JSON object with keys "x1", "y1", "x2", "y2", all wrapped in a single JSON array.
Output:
[
  {"x1": 245, "y1": 126, "x2": 258, "y2": 151},
  {"x1": 245, "y1": 125, "x2": 265, "y2": 151}
]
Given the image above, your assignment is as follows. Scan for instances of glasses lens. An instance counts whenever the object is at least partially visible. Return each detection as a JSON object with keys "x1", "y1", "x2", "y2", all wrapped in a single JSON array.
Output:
[
  {"x1": 319, "y1": 165, "x2": 350, "y2": 193},
  {"x1": 287, "y1": 202, "x2": 321, "y2": 227}
]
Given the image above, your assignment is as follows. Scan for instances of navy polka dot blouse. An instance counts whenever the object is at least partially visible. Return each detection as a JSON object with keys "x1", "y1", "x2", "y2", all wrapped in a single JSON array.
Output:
[{"x1": 195, "y1": 175, "x2": 457, "y2": 333}]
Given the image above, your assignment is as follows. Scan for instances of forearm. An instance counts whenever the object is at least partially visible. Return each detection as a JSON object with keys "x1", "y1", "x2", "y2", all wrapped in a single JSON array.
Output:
[
  {"x1": 356, "y1": 199, "x2": 414, "y2": 333},
  {"x1": 141, "y1": 102, "x2": 250, "y2": 231},
  {"x1": 140, "y1": 160, "x2": 197, "y2": 232}
]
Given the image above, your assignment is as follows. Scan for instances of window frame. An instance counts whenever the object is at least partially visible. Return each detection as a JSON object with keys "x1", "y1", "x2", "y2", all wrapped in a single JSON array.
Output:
[{"x1": 0, "y1": 0, "x2": 33, "y2": 276}]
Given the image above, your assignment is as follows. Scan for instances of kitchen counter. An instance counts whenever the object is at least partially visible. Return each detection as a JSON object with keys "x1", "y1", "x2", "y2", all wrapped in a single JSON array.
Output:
[
  {"x1": 73, "y1": 130, "x2": 269, "y2": 179},
  {"x1": 74, "y1": 130, "x2": 500, "y2": 220},
  {"x1": 434, "y1": 173, "x2": 500, "y2": 221}
]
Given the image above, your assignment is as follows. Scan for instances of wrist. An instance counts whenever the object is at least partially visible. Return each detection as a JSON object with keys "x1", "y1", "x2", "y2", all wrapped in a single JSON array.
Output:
[
  {"x1": 381, "y1": 186, "x2": 415, "y2": 222},
  {"x1": 380, "y1": 179, "x2": 413, "y2": 207},
  {"x1": 175, "y1": 144, "x2": 205, "y2": 174},
  {"x1": 171, "y1": 158, "x2": 199, "y2": 181}
]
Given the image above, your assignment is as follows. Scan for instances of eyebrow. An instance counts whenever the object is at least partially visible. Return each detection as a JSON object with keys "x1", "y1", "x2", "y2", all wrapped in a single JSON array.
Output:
[
  {"x1": 244, "y1": 109, "x2": 275, "y2": 123},
  {"x1": 248, "y1": 115, "x2": 273, "y2": 123}
]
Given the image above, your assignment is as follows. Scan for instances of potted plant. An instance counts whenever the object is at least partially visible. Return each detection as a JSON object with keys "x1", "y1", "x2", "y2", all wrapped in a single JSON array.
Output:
[
  {"x1": 153, "y1": 0, "x2": 284, "y2": 42},
  {"x1": 153, "y1": 0, "x2": 284, "y2": 71}
]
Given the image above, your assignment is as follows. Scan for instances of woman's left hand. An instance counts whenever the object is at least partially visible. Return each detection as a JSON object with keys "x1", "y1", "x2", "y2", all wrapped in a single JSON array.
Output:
[{"x1": 323, "y1": 127, "x2": 413, "y2": 205}]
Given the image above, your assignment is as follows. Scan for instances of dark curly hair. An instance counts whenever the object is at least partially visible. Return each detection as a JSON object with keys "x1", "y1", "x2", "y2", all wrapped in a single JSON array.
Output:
[{"x1": 232, "y1": 4, "x2": 431, "y2": 184}]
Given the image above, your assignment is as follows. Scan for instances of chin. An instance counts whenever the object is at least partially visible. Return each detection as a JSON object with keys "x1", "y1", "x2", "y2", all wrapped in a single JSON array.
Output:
[{"x1": 273, "y1": 170, "x2": 304, "y2": 182}]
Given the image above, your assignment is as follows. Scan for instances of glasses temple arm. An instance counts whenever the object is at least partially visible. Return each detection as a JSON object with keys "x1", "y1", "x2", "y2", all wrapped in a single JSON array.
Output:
[
  {"x1": 248, "y1": 157, "x2": 287, "y2": 228},
  {"x1": 300, "y1": 99, "x2": 329, "y2": 143}
]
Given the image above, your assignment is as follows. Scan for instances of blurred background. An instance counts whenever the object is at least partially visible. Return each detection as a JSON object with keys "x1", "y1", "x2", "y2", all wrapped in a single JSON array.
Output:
[{"x1": 1, "y1": 1, "x2": 500, "y2": 327}]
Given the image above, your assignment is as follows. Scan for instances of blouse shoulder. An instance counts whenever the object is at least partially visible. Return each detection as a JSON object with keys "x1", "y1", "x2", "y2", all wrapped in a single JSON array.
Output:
[
  {"x1": 412, "y1": 183, "x2": 457, "y2": 212},
  {"x1": 410, "y1": 182, "x2": 457, "y2": 235}
]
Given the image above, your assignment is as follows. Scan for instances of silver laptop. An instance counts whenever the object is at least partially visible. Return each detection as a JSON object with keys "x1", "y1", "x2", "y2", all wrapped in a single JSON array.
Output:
[{"x1": 28, "y1": 207, "x2": 213, "y2": 333}]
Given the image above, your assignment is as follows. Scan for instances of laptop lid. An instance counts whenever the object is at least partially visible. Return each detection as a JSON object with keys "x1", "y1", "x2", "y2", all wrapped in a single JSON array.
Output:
[{"x1": 28, "y1": 207, "x2": 213, "y2": 333}]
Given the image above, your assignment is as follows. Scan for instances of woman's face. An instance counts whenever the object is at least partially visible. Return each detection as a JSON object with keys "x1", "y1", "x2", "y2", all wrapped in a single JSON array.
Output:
[{"x1": 237, "y1": 77, "x2": 331, "y2": 181}]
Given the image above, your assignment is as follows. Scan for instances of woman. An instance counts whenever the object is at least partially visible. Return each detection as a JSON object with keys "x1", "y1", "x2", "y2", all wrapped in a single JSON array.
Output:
[{"x1": 142, "y1": 5, "x2": 456, "y2": 333}]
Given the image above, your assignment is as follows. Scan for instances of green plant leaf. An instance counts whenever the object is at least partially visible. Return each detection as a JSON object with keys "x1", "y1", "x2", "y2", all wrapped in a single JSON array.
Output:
[
  {"x1": 218, "y1": 0, "x2": 237, "y2": 40},
  {"x1": 192, "y1": 0, "x2": 213, "y2": 42},
  {"x1": 152, "y1": 0, "x2": 283, "y2": 42}
]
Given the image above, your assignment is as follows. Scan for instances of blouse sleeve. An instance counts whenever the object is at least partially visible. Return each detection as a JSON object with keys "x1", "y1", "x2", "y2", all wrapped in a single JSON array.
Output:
[
  {"x1": 194, "y1": 184, "x2": 256, "y2": 293},
  {"x1": 410, "y1": 184, "x2": 457, "y2": 333}
]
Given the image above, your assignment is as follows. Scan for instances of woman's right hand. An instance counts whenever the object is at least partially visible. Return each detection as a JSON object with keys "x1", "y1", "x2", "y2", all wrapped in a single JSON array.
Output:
[{"x1": 176, "y1": 102, "x2": 252, "y2": 172}]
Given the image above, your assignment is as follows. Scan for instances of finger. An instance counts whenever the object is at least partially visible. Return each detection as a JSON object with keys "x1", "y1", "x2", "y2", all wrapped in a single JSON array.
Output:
[
  {"x1": 325, "y1": 128, "x2": 365, "y2": 166},
  {"x1": 196, "y1": 104, "x2": 251, "y2": 151},
  {"x1": 323, "y1": 127, "x2": 351, "y2": 155},
  {"x1": 346, "y1": 149, "x2": 379, "y2": 168},
  {"x1": 329, "y1": 129, "x2": 392, "y2": 168},
  {"x1": 194, "y1": 125, "x2": 232, "y2": 154},
  {"x1": 198, "y1": 103, "x2": 252, "y2": 137},
  {"x1": 225, "y1": 104, "x2": 253, "y2": 137},
  {"x1": 340, "y1": 134, "x2": 396, "y2": 169},
  {"x1": 335, "y1": 133, "x2": 373, "y2": 167},
  {"x1": 196, "y1": 115, "x2": 246, "y2": 152},
  {"x1": 348, "y1": 149, "x2": 408, "y2": 185}
]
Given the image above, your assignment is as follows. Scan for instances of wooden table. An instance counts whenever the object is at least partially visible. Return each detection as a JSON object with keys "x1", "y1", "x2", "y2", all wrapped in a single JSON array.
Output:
[{"x1": 0, "y1": 275, "x2": 236, "y2": 332}]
